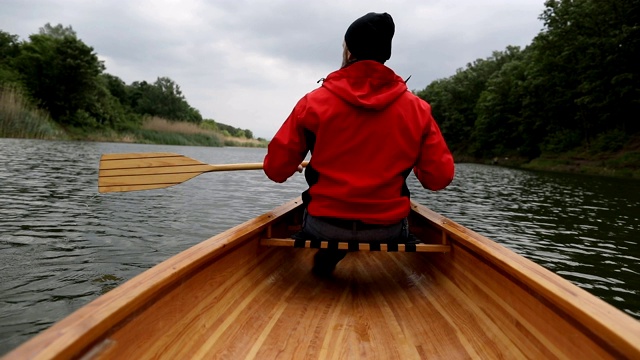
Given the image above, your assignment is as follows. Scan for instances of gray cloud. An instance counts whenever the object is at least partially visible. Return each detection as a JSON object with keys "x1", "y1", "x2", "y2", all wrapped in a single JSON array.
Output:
[{"x1": 1, "y1": 0, "x2": 545, "y2": 138}]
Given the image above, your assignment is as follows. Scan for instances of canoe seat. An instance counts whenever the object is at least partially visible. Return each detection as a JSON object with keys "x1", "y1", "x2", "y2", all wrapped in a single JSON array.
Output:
[{"x1": 260, "y1": 238, "x2": 450, "y2": 253}]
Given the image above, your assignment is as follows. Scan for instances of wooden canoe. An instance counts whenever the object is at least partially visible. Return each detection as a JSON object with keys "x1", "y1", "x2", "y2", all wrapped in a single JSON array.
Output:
[{"x1": 5, "y1": 198, "x2": 640, "y2": 359}]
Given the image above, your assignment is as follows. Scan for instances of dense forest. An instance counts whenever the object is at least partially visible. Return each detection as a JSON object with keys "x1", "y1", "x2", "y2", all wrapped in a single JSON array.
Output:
[
  {"x1": 416, "y1": 0, "x2": 639, "y2": 170},
  {"x1": 0, "y1": 24, "x2": 260, "y2": 146}
]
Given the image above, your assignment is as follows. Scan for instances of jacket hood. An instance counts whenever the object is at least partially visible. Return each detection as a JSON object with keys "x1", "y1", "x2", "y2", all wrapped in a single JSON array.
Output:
[{"x1": 321, "y1": 60, "x2": 407, "y2": 111}]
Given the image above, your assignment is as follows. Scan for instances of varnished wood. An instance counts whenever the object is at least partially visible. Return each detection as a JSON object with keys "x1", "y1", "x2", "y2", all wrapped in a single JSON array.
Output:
[
  {"x1": 260, "y1": 238, "x2": 451, "y2": 252},
  {"x1": 5, "y1": 198, "x2": 640, "y2": 359},
  {"x1": 97, "y1": 153, "x2": 308, "y2": 193}
]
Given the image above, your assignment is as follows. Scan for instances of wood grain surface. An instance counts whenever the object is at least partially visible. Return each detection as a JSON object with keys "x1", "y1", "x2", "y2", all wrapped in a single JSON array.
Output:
[
  {"x1": 97, "y1": 153, "x2": 264, "y2": 193},
  {"x1": 97, "y1": 153, "x2": 309, "y2": 193},
  {"x1": 5, "y1": 198, "x2": 640, "y2": 360}
]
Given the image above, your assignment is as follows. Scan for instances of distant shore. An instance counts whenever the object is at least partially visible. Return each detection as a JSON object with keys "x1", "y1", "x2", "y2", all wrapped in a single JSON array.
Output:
[
  {"x1": 455, "y1": 145, "x2": 640, "y2": 180},
  {"x1": 1, "y1": 87, "x2": 268, "y2": 148}
]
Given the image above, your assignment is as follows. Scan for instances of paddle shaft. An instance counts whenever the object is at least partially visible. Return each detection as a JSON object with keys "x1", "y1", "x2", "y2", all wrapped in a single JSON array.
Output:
[{"x1": 191, "y1": 162, "x2": 309, "y2": 172}]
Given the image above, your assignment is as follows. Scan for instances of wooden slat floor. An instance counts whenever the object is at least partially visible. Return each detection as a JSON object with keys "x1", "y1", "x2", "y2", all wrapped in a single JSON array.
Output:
[{"x1": 95, "y1": 242, "x2": 523, "y2": 360}]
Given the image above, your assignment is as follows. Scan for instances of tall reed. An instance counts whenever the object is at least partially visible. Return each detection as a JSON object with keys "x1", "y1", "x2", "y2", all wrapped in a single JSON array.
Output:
[
  {"x1": 143, "y1": 117, "x2": 213, "y2": 135},
  {"x1": 142, "y1": 117, "x2": 267, "y2": 147},
  {"x1": 140, "y1": 116, "x2": 224, "y2": 146},
  {"x1": 0, "y1": 86, "x2": 61, "y2": 139}
]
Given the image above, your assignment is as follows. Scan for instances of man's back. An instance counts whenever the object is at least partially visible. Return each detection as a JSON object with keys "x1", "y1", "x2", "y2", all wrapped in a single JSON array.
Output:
[{"x1": 291, "y1": 60, "x2": 451, "y2": 224}]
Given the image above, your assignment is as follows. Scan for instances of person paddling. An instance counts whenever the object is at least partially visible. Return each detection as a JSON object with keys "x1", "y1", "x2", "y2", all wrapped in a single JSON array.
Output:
[{"x1": 264, "y1": 12, "x2": 454, "y2": 276}]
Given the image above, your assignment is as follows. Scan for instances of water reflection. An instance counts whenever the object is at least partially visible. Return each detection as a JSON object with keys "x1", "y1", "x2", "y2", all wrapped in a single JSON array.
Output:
[{"x1": 0, "y1": 139, "x2": 638, "y2": 354}]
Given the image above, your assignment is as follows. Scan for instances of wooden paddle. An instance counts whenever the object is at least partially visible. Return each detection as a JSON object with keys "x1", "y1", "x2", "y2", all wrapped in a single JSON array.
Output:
[{"x1": 98, "y1": 152, "x2": 308, "y2": 193}]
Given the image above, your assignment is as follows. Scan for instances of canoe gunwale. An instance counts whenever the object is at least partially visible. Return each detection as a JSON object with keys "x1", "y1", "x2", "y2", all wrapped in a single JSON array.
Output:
[{"x1": 409, "y1": 201, "x2": 640, "y2": 358}]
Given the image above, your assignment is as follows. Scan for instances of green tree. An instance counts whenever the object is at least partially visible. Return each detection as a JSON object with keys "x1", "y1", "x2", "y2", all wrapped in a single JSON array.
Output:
[
  {"x1": 530, "y1": 0, "x2": 640, "y2": 149},
  {"x1": 92, "y1": 75, "x2": 142, "y2": 130},
  {"x1": 15, "y1": 23, "x2": 105, "y2": 126},
  {"x1": 472, "y1": 51, "x2": 542, "y2": 159},
  {"x1": 417, "y1": 47, "x2": 522, "y2": 154},
  {"x1": 101, "y1": 73, "x2": 129, "y2": 106},
  {"x1": 0, "y1": 31, "x2": 22, "y2": 85},
  {"x1": 130, "y1": 77, "x2": 202, "y2": 123},
  {"x1": 0, "y1": 31, "x2": 20, "y2": 60},
  {"x1": 39, "y1": 23, "x2": 75, "y2": 39},
  {"x1": 201, "y1": 119, "x2": 219, "y2": 131}
]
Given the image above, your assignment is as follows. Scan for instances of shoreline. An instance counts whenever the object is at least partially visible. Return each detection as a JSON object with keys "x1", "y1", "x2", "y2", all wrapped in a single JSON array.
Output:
[
  {"x1": 453, "y1": 151, "x2": 640, "y2": 180},
  {"x1": 3, "y1": 135, "x2": 638, "y2": 179}
]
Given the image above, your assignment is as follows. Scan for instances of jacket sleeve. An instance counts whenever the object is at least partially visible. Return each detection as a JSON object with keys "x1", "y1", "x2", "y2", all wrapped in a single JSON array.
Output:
[
  {"x1": 263, "y1": 97, "x2": 309, "y2": 183},
  {"x1": 413, "y1": 104, "x2": 455, "y2": 191}
]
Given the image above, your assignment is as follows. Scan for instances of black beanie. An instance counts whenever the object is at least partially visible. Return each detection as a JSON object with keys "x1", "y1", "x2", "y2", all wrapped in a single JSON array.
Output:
[{"x1": 344, "y1": 12, "x2": 395, "y2": 63}]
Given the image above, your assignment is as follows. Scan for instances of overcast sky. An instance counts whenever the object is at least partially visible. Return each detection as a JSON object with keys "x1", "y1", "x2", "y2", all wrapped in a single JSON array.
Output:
[{"x1": 1, "y1": 0, "x2": 545, "y2": 138}]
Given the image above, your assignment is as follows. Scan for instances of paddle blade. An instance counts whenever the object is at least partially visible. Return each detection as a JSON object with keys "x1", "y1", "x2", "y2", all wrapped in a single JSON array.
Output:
[{"x1": 98, "y1": 153, "x2": 214, "y2": 193}]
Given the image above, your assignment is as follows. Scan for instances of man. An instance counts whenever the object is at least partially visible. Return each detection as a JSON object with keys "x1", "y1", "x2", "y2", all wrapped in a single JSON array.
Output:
[{"x1": 264, "y1": 12, "x2": 454, "y2": 276}]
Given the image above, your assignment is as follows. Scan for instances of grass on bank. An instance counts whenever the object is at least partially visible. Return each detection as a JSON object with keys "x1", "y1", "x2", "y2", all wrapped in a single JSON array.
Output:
[
  {"x1": 522, "y1": 135, "x2": 640, "y2": 178},
  {"x1": 1, "y1": 94, "x2": 269, "y2": 148},
  {"x1": 0, "y1": 86, "x2": 63, "y2": 139},
  {"x1": 138, "y1": 117, "x2": 268, "y2": 147},
  {"x1": 453, "y1": 134, "x2": 640, "y2": 179},
  {"x1": 66, "y1": 117, "x2": 268, "y2": 147}
]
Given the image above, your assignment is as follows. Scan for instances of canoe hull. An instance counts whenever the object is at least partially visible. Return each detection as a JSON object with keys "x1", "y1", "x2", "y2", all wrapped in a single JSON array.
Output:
[{"x1": 5, "y1": 198, "x2": 640, "y2": 359}]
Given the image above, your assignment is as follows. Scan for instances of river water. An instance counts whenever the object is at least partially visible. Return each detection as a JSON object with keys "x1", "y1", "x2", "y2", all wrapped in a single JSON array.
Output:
[{"x1": 0, "y1": 138, "x2": 638, "y2": 354}]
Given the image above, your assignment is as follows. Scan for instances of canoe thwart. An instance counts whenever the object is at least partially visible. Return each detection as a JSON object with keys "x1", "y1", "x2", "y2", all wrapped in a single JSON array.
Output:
[{"x1": 260, "y1": 238, "x2": 451, "y2": 252}]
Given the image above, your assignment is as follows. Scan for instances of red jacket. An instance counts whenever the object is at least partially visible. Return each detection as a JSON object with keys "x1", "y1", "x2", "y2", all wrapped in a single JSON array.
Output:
[{"x1": 264, "y1": 60, "x2": 454, "y2": 224}]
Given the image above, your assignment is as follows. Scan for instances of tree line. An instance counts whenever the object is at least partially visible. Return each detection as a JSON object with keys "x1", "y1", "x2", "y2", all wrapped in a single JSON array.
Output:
[
  {"x1": 416, "y1": 0, "x2": 639, "y2": 160},
  {"x1": 0, "y1": 24, "x2": 254, "y2": 139},
  {"x1": 2, "y1": 0, "x2": 638, "y2": 159}
]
